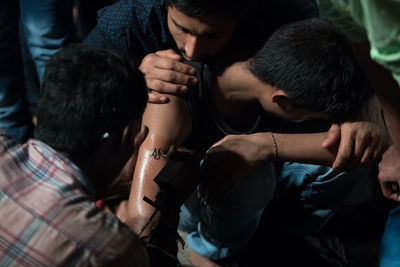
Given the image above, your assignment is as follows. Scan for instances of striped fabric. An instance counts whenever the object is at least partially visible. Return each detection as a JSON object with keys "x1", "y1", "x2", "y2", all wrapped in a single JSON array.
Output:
[{"x1": 0, "y1": 132, "x2": 149, "y2": 266}]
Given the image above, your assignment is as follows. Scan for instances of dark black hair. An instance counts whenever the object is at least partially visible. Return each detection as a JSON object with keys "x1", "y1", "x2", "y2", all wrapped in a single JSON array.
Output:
[
  {"x1": 249, "y1": 18, "x2": 372, "y2": 121},
  {"x1": 34, "y1": 44, "x2": 147, "y2": 156},
  {"x1": 165, "y1": 0, "x2": 250, "y2": 20}
]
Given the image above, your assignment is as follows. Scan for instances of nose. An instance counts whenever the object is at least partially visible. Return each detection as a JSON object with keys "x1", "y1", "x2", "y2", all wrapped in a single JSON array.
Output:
[{"x1": 183, "y1": 35, "x2": 202, "y2": 60}]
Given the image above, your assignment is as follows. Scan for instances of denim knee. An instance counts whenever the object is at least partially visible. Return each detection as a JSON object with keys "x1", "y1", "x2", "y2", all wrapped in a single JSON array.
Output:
[
  {"x1": 182, "y1": 163, "x2": 276, "y2": 260},
  {"x1": 380, "y1": 205, "x2": 400, "y2": 267},
  {"x1": 275, "y1": 162, "x2": 372, "y2": 234}
]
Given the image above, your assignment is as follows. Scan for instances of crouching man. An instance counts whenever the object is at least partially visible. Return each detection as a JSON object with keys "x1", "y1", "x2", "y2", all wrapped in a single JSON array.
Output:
[{"x1": 0, "y1": 44, "x2": 192, "y2": 266}]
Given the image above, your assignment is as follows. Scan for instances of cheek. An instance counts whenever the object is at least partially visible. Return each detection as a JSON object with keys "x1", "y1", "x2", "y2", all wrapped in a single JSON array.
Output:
[
  {"x1": 168, "y1": 21, "x2": 185, "y2": 48},
  {"x1": 170, "y1": 30, "x2": 184, "y2": 48}
]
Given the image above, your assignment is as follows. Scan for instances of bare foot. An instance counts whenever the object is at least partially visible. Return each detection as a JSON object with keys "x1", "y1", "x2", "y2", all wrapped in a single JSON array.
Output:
[{"x1": 190, "y1": 250, "x2": 221, "y2": 267}]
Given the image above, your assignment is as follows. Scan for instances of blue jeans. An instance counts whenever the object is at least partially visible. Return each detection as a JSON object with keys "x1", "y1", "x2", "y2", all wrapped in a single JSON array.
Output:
[
  {"x1": 0, "y1": 0, "x2": 74, "y2": 142},
  {"x1": 269, "y1": 162, "x2": 372, "y2": 235},
  {"x1": 179, "y1": 162, "x2": 371, "y2": 261},
  {"x1": 380, "y1": 205, "x2": 400, "y2": 267},
  {"x1": 179, "y1": 163, "x2": 276, "y2": 260}
]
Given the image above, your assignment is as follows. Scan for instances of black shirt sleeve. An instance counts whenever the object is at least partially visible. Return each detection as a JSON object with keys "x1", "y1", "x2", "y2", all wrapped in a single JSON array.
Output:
[{"x1": 83, "y1": 0, "x2": 173, "y2": 62}]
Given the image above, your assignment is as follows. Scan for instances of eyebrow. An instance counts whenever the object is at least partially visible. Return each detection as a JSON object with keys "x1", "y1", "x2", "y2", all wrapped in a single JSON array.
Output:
[{"x1": 170, "y1": 16, "x2": 223, "y2": 37}]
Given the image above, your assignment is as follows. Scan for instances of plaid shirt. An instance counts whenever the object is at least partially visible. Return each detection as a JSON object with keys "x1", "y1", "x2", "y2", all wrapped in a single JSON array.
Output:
[{"x1": 0, "y1": 131, "x2": 149, "y2": 267}]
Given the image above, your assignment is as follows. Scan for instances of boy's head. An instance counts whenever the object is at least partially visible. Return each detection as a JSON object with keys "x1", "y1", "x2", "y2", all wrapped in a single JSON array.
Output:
[
  {"x1": 165, "y1": 0, "x2": 250, "y2": 61},
  {"x1": 248, "y1": 18, "x2": 372, "y2": 122},
  {"x1": 35, "y1": 44, "x2": 147, "y2": 157}
]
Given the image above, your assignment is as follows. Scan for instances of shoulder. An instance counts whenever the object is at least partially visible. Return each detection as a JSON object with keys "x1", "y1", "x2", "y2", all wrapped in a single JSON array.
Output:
[
  {"x1": 86, "y1": 0, "x2": 169, "y2": 57},
  {"x1": 96, "y1": 0, "x2": 165, "y2": 26}
]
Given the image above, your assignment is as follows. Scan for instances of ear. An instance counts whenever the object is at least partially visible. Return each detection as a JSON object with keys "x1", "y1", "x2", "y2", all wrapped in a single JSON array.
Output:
[{"x1": 271, "y1": 90, "x2": 294, "y2": 111}]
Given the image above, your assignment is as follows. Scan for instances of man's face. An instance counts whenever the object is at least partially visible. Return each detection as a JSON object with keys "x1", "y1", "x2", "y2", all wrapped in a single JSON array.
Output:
[
  {"x1": 167, "y1": 7, "x2": 236, "y2": 61},
  {"x1": 96, "y1": 118, "x2": 145, "y2": 199}
]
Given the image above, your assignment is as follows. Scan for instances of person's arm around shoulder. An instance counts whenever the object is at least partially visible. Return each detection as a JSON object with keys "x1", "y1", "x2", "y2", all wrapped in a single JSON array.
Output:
[
  {"x1": 322, "y1": 95, "x2": 387, "y2": 170},
  {"x1": 200, "y1": 130, "x2": 338, "y2": 203}
]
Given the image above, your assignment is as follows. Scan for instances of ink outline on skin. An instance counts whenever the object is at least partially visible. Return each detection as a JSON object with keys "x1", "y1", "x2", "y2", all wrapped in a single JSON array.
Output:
[{"x1": 150, "y1": 147, "x2": 165, "y2": 160}]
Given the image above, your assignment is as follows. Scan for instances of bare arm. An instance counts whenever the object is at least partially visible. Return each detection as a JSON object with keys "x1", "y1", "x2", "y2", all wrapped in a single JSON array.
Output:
[
  {"x1": 200, "y1": 130, "x2": 338, "y2": 202},
  {"x1": 207, "y1": 131, "x2": 337, "y2": 170},
  {"x1": 124, "y1": 95, "x2": 192, "y2": 235}
]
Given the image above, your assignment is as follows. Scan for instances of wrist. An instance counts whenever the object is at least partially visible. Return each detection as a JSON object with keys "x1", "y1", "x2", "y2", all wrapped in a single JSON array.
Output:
[
  {"x1": 253, "y1": 132, "x2": 277, "y2": 162},
  {"x1": 269, "y1": 131, "x2": 278, "y2": 161}
]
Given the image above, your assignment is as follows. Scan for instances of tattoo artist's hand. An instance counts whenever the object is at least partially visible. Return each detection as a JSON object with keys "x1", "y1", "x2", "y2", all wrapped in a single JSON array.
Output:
[
  {"x1": 379, "y1": 145, "x2": 400, "y2": 202},
  {"x1": 199, "y1": 133, "x2": 272, "y2": 203},
  {"x1": 97, "y1": 125, "x2": 149, "y2": 200},
  {"x1": 322, "y1": 121, "x2": 383, "y2": 170},
  {"x1": 139, "y1": 49, "x2": 198, "y2": 104}
]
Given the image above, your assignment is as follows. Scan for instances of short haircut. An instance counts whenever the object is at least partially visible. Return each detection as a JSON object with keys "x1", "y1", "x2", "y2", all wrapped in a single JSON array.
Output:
[
  {"x1": 165, "y1": 0, "x2": 250, "y2": 20},
  {"x1": 35, "y1": 44, "x2": 147, "y2": 156},
  {"x1": 249, "y1": 18, "x2": 372, "y2": 121}
]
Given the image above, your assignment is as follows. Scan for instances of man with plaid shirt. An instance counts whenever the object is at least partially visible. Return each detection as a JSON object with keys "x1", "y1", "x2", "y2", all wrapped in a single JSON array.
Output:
[{"x1": 0, "y1": 44, "x2": 149, "y2": 266}]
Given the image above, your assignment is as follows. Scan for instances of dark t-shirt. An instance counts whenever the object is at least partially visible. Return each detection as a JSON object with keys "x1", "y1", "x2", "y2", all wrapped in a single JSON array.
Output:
[{"x1": 84, "y1": 0, "x2": 319, "y2": 62}]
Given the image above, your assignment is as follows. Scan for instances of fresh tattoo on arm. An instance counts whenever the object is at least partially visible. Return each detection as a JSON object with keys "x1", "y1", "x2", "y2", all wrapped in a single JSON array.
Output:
[{"x1": 150, "y1": 147, "x2": 166, "y2": 160}]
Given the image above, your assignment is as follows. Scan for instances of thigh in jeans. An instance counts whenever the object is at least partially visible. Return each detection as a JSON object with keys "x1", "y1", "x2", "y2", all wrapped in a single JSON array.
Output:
[
  {"x1": 380, "y1": 205, "x2": 400, "y2": 267},
  {"x1": 20, "y1": 0, "x2": 75, "y2": 83},
  {"x1": 199, "y1": 162, "x2": 276, "y2": 250},
  {"x1": 275, "y1": 162, "x2": 372, "y2": 234}
]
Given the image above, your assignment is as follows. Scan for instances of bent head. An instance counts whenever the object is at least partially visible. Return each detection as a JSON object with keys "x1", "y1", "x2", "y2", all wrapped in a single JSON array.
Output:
[
  {"x1": 248, "y1": 18, "x2": 372, "y2": 122},
  {"x1": 35, "y1": 44, "x2": 148, "y2": 193},
  {"x1": 166, "y1": 0, "x2": 248, "y2": 61}
]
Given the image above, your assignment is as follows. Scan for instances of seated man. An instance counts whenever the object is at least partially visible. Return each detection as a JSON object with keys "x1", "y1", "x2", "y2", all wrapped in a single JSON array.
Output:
[
  {"x1": 125, "y1": 18, "x2": 385, "y2": 265},
  {"x1": 0, "y1": 44, "x2": 186, "y2": 266}
]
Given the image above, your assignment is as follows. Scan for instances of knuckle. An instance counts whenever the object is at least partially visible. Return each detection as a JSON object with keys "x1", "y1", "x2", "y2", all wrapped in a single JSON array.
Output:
[
  {"x1": 377, "y1": 172, "x2": 384, "y2": 182},
  {"x1": 141, "y1": 54, "x2": 156, "y2": 67},
  {"x1": 185, "y1": 75, "x2": 195, "y2": 84},
  {"x1": 170, "y1": 61, "x2": 180, "y2": 71},
  {"x1": 148, "y1": 79, "x2": 169, "y2": 92},
  {"x1": 153, "y1": 80, "x2": 167, "y2": 91},
  {"x1": 141, "y1": 54, "x2": 151, "y2": 65},
  {"x1": 168, "y1": 72, "x2": 177, "y2": 82}
]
